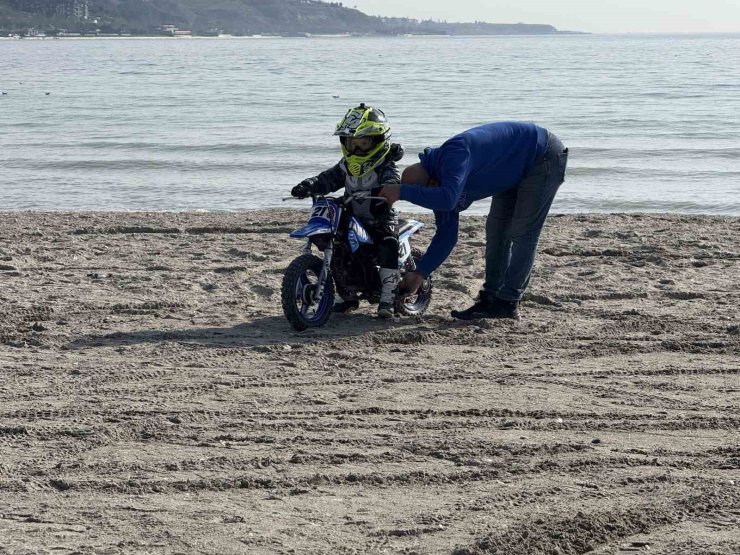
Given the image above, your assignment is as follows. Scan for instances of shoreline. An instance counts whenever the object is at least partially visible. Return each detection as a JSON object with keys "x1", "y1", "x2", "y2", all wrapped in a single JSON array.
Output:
[
  {"x1": 5, "y1": 33, "x2": 740, "y2": 42},
  {"x1": 1, "y1": 208, "x2": 739, "y2": 219},
  {"x1": 0, "y1": 32, "x2": 590, "y2": 41},
  {"x1": 1, "y1": 211, "x2": 737, "y2": 553},
  {"x1": 0, "y1": 33, "x2": 564, "y2": 41}
]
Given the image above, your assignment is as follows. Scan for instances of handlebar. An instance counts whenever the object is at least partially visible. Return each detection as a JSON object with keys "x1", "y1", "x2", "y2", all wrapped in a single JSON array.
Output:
[{"x1": 282, "y1": 192, "x2": 388, "y2": 204}]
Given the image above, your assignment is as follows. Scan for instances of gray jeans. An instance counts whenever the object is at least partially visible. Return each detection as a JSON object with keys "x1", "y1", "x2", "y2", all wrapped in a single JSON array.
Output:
[{"x1": 483, "y1": 133, "x2": 568, "y2": 301}]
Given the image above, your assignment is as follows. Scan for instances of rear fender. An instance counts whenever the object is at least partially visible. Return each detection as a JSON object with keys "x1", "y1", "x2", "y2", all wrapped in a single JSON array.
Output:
[
  {"x1": 399, "y1": 220, "x2": 424, "y2": 244},
  {"x1": 398, "y1": 220, "x2": 423, "y2": 266}
]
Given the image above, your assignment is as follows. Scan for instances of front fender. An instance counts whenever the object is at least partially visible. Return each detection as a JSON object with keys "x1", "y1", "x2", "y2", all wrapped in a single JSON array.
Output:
[{"x1": 290, "y1": 222, "x2": 332, "y2": 239}]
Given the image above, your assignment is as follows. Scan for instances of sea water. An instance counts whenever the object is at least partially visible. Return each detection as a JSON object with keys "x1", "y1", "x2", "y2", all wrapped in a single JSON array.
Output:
[{"x1": 1, "y1": 34, "x2": 739, "y2": 214}]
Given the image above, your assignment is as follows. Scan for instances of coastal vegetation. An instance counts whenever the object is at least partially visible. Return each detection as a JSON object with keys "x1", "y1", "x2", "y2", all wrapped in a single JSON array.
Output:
[{"x1": 0, "y1": 0, "x2": 563, "y2": 37}]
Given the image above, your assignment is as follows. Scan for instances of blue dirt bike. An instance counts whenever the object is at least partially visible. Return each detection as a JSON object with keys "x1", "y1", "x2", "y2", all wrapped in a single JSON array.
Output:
[{"x1": 281, "y1": 192, "x2": 433, "y2": 331}]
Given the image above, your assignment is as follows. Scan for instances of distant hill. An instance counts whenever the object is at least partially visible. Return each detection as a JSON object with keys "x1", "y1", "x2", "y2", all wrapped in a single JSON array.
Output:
[{"x1": 0, "y1": 0, "x2": 566, "y2": 36}]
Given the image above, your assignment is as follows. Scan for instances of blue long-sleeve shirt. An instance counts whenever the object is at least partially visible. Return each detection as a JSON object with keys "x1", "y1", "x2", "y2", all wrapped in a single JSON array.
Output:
[{"x1": 400, "y1": 122, "x2": 548, "y2": 277}]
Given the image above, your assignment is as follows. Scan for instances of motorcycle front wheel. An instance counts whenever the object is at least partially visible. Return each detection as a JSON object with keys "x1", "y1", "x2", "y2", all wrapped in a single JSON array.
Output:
[{"x1": 281, "y1": 253, "x2": 335, "y2": 331}]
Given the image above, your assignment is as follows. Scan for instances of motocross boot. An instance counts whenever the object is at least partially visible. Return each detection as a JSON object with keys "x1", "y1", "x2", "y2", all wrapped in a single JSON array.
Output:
[{"x1": 378, "y1": 268, "x2": 400, "y2": 318}]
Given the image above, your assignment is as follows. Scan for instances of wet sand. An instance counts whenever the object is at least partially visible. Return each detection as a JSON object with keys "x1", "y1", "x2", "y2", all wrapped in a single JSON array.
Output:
[{"x1": 0, "y1": 211, "x2": 738, "y2": 554}]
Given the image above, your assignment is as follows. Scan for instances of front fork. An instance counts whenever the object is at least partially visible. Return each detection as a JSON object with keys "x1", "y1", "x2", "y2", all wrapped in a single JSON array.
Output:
[
  {"x1": 301, "y1": 238, "x2": 333, "y2": 307},
  {"x1": 314, "y1": 245, "x2": 333, "y2": 304}
]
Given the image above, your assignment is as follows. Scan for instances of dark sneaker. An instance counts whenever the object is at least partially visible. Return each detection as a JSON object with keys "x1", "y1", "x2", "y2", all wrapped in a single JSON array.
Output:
[
  {"x1": 377, "y1": 301, "x2": 394, "y2": 319},
  {"x1": 493, "y1": 299, "x2": 521, "y2": 320},
  {"x1": 333, "y1": 299, "x2": 360, "y2": 313},
  {"x1": 451, "y1": 295, "x2": 520, "y2": 321},
  {"x1": 450, "y1": 299, "x2": 497, "y2": 320}
]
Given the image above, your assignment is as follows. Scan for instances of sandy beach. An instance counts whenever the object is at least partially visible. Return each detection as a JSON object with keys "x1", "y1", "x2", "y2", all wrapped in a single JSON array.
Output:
[{"x1": 0, "y1": 211, "x2": 738, "y2": 554}]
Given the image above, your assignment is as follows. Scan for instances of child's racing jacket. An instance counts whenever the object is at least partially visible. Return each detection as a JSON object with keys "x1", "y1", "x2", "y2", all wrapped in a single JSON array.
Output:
[{"x1": 302, "y1": 143, "x2": 404, "y2": 231}]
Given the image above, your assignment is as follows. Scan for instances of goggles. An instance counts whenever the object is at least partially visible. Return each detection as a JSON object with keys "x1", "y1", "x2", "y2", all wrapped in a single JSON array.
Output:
[{"x1": 341, "y1": 136, "x2": 376, "y2": 156}]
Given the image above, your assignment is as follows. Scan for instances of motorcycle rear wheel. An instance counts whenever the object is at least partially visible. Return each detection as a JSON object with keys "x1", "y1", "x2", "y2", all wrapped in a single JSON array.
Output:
[{"x1": 397, "y1": 248, "x2": 432, "y2": 317}]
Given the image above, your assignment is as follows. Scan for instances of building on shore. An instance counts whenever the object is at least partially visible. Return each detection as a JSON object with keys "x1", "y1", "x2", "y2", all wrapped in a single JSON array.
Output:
[
  {"x1": 25, "y1": 27, "x2": 46, "y2": 37},
  {"x1": 160, "y1": 24, "x2": 192, "y2": 36}
]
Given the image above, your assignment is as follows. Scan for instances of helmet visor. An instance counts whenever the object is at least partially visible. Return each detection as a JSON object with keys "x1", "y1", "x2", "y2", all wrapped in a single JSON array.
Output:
[{"x1": 341, "y1": 136, "x2": 376, "y2": 156}]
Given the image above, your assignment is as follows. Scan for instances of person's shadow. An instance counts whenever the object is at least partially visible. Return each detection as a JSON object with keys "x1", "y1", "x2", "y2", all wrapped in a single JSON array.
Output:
[{"x1": 66, "y1": 312, "x2": 438, "y2": 351}]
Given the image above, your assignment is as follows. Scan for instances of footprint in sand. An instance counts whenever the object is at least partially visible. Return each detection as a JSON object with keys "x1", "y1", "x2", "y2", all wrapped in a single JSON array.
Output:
[{"x1": 251, "y1": 284, "x2": 275, "y2": 298}]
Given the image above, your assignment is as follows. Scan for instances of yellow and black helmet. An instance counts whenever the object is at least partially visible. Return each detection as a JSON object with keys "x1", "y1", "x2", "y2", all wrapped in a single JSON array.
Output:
[{"x1": 334, "y1": 103, "x2": 392, "y2": 177}]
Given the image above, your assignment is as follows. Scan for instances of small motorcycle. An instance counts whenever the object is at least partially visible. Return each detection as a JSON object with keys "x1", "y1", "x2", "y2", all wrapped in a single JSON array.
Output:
[{"x1": 281, "y1": 193, "x2": 432, "y2": 331}]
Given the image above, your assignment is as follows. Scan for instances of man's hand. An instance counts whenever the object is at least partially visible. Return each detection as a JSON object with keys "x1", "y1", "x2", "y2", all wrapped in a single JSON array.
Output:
[
  {"x1": 399, "y1": 271, "x2": 425, "y2": 297},
  {"x1": 378, "y1": 185, "x2": 401, "y2": 205}
]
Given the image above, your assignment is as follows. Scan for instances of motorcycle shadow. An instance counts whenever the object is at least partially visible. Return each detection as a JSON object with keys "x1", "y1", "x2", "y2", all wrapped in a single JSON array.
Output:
[{"x1": 66, "y1": 312, "x2": 424, "y2": 351}]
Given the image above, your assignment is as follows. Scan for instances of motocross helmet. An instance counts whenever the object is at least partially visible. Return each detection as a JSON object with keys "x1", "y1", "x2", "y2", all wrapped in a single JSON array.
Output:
[{"x1": 334, "y1": 103, "x2": 392, "y2": 177}]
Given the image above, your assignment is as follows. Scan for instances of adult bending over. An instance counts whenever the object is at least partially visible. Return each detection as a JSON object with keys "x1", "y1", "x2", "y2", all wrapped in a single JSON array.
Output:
[{"x1": 380, "y1": 122, "x2": 568, "y2": 320}]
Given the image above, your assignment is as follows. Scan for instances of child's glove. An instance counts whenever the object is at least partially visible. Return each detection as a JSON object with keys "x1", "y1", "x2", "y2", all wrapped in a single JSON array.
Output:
[{"x1": 291, "y1": 181, "x2": 312, "y2": 199}]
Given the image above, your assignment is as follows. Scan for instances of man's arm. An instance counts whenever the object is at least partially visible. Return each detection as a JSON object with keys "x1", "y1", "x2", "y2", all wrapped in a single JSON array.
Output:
[
  {"x1": 415, "y1": 210, "x2": 460, "y2": 277},
  {"x1": 400, "y1": 145, "x2": 470, "y2": 211}
]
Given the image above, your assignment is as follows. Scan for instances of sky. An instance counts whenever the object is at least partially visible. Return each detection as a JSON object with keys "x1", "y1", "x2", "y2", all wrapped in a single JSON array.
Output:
[{"x1": 347, "y1": 0, "x2": 740, "y2": 34}]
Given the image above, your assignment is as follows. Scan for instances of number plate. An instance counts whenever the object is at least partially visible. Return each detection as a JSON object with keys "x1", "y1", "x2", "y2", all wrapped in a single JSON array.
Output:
[{"x1": 310, "y1": 203, "x2": 333, "y2": 221}]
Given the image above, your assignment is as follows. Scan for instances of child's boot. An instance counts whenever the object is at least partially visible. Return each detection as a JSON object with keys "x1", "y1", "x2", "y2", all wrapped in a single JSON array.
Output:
[{"x1": 378, "y1": 268, "x2": 400, "y2": 318}]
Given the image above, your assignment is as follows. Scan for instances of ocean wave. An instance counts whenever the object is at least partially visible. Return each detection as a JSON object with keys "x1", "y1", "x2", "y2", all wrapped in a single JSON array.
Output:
[
  {"x1": 574, "y1": 147, "x2": 740, "y2": 160},
  {"x1": 2, "y1": 159, "x2": 324, "y2": 172},
  {"x1": 6, "y1": 142, "x2": 334, "y2": 155},
  {"x1": 635, "y1": 91, "x2": 712, "y2": 99},
  {"x1": 568, "y1": 166, "x2": 740, "y2": 179}
]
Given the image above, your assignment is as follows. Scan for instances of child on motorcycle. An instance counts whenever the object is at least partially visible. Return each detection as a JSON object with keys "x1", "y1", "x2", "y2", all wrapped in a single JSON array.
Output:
[{"x1": 291, "y1": 103, "x2": 404, "y2": 318}]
